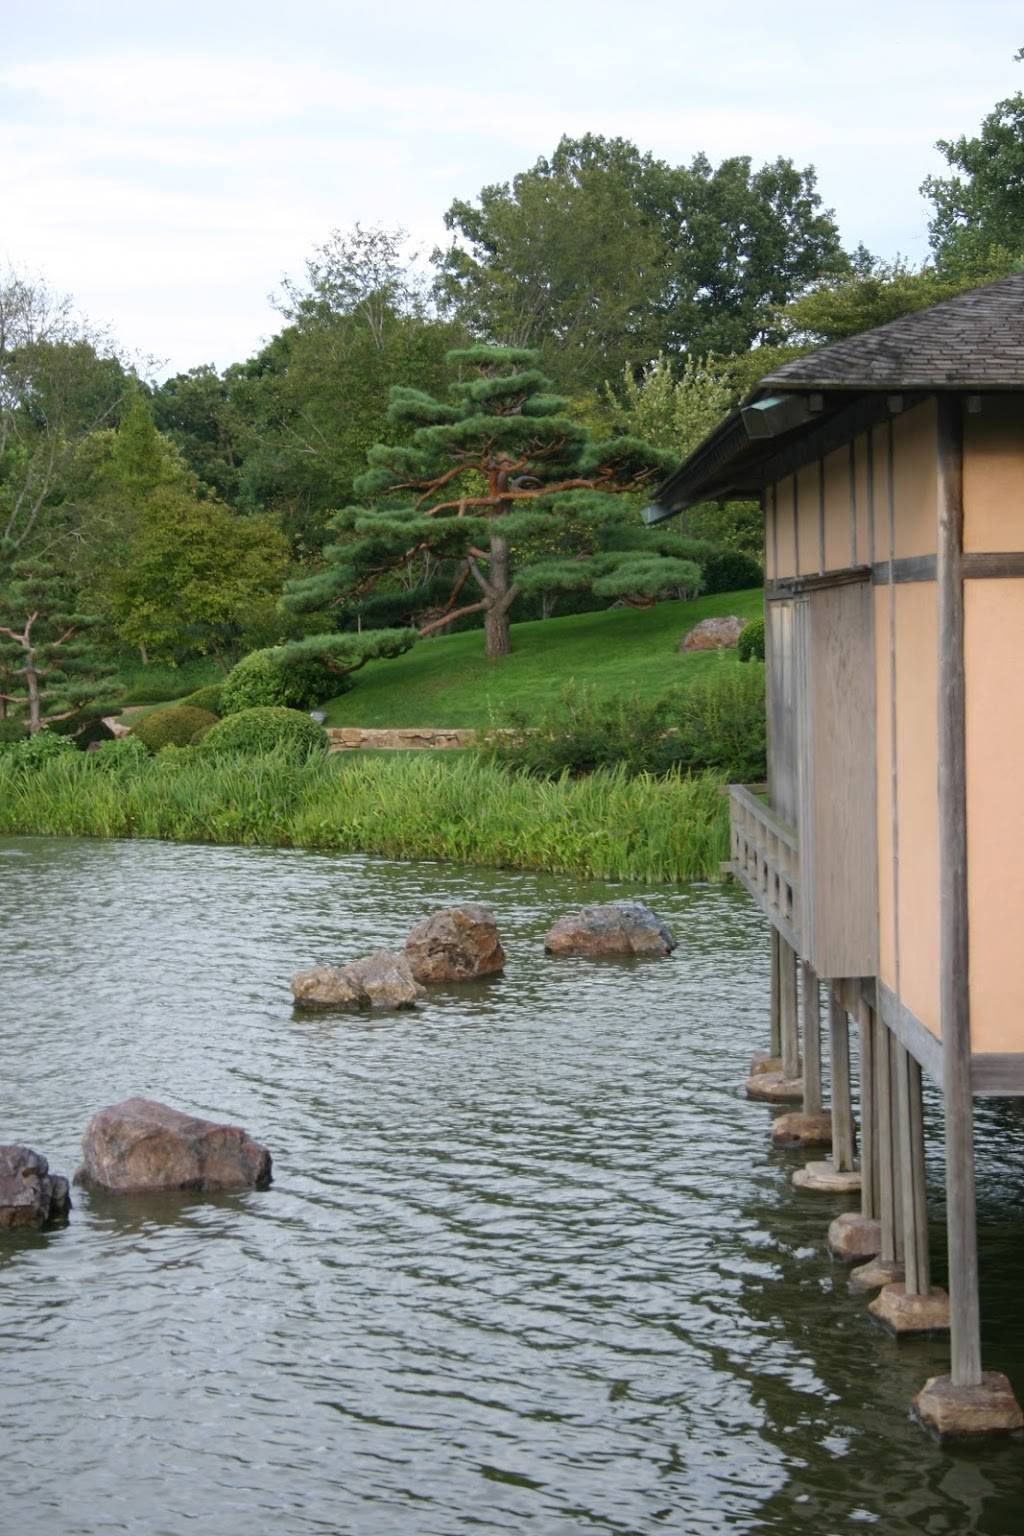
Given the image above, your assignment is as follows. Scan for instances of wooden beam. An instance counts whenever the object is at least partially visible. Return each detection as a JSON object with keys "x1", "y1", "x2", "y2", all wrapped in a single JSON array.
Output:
[
  {"x1": 770, "y1": 928, "x2": 781, "y2": 1058},
  {"x1": 875, "y1": 1013, "x2": 898, "y2": 1263},
  {"x1": 895, "y1": 1042, "x2": 930, "y2": 1294},
  {"x1": 829, "y1": 989, "x2": 855, "y2": 1172},
  {"x1": 780, "y1": 938, "x2": 800, "y2": 1081},
  {"x1": 802, "y1": 962, "x2": 822, "y2": 1114},
  {"x1": 937, "y1": 392, "x2": 982, "y2": 1388},
  {"x1": 858, "y1": 998, "x2": 878, "y2": 1221}
]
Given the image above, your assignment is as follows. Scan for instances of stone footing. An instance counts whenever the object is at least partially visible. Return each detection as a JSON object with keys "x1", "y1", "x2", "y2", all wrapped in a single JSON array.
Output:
[
  {"x1": 749, "y1": 1052, "x2": 783, "y2": 1076},
  {"x1": 913, "y1": 1372, "x2": 1024, "y2": 1438},
  {"x1": 849, "y1": 1257, "x2": 904, "y2": 1293},
  {"x1": 792, "y1": 1160, "x2": 862, "y2": 1194},
  {"x1": 745, "y1": 1072, "x2": 804, "y2": 1104},
  {"x1": 828, "y1": 1212, "x2": 881, "y2": 1262},
  {"x1": 771, "y1": 1111, "x2": 833, "y2": 1148},
  {"x1": 869, "y1": 1282, "x2": 950, "y2": 1336}
]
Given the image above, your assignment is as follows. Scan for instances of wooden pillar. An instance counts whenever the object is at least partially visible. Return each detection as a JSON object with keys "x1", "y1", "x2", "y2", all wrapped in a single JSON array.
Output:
[
  {"x1": 937, "y1": 393, "x2": 981, "y2": 1388},
  {"x1": 770, "y1": 928, "x2": 782, "y2": 1057},
  {"x1": 895, "y1": 1043, "x2": 930, "y2": 1294},
  {"x1": 858, "y1": 998, "x2": 878, "y2": 1221},
  {"x1": 829, "y1": 989, "x2": 855, "y2": 1172},
  {"x1": 780, "y1": 939, "x2": 800, "y2": 1082},
  {"x1": 875, "y1": 1013, "x2": 898, "y2": 1263},
  {"x1": 890, "y1": 1041, "x2": 905, "y2": 1263},
  {"x1": 801, "y1": 962, "x2": 822, "y2": 1114}
]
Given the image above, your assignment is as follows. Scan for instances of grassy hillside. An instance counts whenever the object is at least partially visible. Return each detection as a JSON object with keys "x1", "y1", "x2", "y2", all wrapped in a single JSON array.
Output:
[{"x1": 323, "y1": 589, "x2": 763, "y2": 728}]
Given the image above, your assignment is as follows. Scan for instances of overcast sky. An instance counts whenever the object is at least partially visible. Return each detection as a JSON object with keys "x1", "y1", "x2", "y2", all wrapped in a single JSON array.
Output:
[{"x1": 2, "y1": 1, "x2": 1021, "y2": 378}]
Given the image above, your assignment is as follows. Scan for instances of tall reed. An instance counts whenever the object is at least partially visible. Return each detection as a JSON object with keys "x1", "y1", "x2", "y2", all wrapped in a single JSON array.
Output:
[{"x1": 0, "y1": 750, "x2": 730, "y2": 883}]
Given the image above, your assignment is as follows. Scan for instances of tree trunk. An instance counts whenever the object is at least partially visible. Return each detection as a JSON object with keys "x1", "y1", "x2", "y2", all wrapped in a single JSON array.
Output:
[
  {"x1": 484, "y1": 529, "x2": 513, "y2": 658},
  {"x1": 25, "y1": 651, "x2": 42, "y2": 734}
]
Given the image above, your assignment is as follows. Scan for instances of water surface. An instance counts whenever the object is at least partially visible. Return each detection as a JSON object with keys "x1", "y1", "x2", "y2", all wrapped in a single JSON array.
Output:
[{"x1": 1, "y1": 836, "x2": 1022, "y2": 1534}]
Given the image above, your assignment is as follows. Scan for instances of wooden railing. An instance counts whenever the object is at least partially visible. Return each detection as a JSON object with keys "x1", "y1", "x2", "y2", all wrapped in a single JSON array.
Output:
[{"x1": 727, "y1": 785, "x2": 801, "y2": 952}]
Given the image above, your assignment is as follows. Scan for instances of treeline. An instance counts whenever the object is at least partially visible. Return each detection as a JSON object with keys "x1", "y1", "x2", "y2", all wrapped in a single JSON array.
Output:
[{"x1": 3, "y1": 88, "x2": 1022, "y2": 731}]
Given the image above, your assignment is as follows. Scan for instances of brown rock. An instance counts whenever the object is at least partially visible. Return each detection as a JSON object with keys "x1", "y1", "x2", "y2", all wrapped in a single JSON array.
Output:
[
  {"x1": 76, "y1": 1098, "x2": 271, "y2": 1194},
  {"x1": 678, "y1": 616, "x2": 747, "y2": 653},
  {"x1": 544, "y1": 902, "x2": 676, "y2": 958},
  {"x1": 771, "y1": 1111, "x2": 833, "y2": 1148},
  {"x1": 828, "y1": 1212, "x2": 882, "y2": 1262},
  {"x1": 291, "y1": 951, "x2": 424, "y2": 1011},
  {"x1": 744, "y1": 1071, "x2": 804, "y2": 1103},
  {"x1": 913, "y1": 1372, "x2": 1024, "y2": 1438},
  {"x1": 848, "y1": 1257, "x2": 904, "y2": 1293},
  {"x1": 0, "y1": 1145, "x2": 71, "y2": 1230},
  {"x1": 869, "y1": 1282, "x2": 950, "y2": 1336},
  {"x1": 791, "y1": 1160, "x2": 862, "y2": 1194},
  {"x1": 749, "y1": 1052, "x2": 784, "y2": 1076},
  {"x1": 405, "y1": 903, "x2": 505, "y2": 984}
]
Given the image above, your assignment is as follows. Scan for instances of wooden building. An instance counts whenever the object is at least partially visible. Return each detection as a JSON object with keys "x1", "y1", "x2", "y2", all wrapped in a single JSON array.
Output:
[{"x1": 645, "y1": 274, "x2": 1024, "y2": 1437}]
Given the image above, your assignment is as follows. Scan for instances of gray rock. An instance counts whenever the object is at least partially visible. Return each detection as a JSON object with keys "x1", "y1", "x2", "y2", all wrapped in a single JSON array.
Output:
[
  {"x1": 291, "y1": 950, "x2": 424, "y2": 1011},
  {"x1": 0, "y1": 1145, "x2": 71, "y2": 1230},
  {"x1": 678, "y1": 615, "x2": 746, "y2": 652},
  {"x1": 543, "y1": 901, "x2": 676, "y2": 957},
  {"x1": 405, "y1": 904, "x2": 505, "y2": 983},
  {"x1": 76, "y1": 1098, "x2": 272, "y2": 1194}
]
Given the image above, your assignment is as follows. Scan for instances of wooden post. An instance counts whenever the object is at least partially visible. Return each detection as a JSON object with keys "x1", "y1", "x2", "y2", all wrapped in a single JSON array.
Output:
[
  {"x1": 829, "y1": 989, "x2": 855, "y2": 1171},
  {"x1": 780, "y1": 939, "x2": 800, "y2": 1082},
  {"x1": 890, "y1": 1041, "x2": 905, "y2": 1263},
  {"x1": 770, "y1": 928, "x2": 782, "y2": 1058},
  {"x1": 858, "y1": 998, "x2": 878, "y2": 1221},
  {"x1": 909, "y1": 1055, "x2": 931, "y2": 1293},
  {"x1": 875, "y1": 1013, "x2": 898, "y2": 1263},
  {"x1": 801, "y1": 962, "x2": 822, "y2": 1113},
  {"x1": 936, "y1": 393, "x2": 981, "y2": 1388},
  {"x1": 894, "y1": 1042, "x2": 930, "y2": 1295}
]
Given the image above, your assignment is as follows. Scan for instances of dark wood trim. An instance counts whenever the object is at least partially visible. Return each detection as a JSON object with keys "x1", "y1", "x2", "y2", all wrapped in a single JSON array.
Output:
[
  {"x1": 937, "y1": 393, "x2": 981, "y2": 1389},
  {"x1": 866, "y1": 552, "x2": 1024, "y2": 586},
  {"x1": 872, "y1": 555, "x2": 937, "y2": 585},
  {"x1": 866, "y1": 428, "x2": 876, "y2": 566},
  {"x1": 873, "y1": 980, "x2": 944, "y2": 1087},
  {"x1": 792, "y1": 472, "x2": 800, "y2": 576},
  {"x1": 818, "y1": 456, "x2": 826, "y2": 575},
  {"x1": 760, "y1": 391, "x2": 925, "y2": 489},
  {"x1": 848, "y1": 438, "x2": 858, "y2": 567},
  {"x1": 970, "y1": 1054, "x2": 1024, "y2": 1095},
  {"x1": 766, "y1": 565, "x2": 871, "y2": 600},
  {"x1": 770, "y1": 482, "x2": 779, "y2": 582},
  {"x1": 962, "y1": 552, "x2": 1024, "y2": 579}
]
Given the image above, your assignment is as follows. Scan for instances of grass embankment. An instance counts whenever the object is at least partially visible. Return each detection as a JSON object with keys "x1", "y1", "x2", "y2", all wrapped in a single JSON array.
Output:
[
  {"x1": 0, "y1": 751, "x2": 729, "y2": 884},
  {"x1": 323, "y1": 590, "x2": 763, "y2": 727}
]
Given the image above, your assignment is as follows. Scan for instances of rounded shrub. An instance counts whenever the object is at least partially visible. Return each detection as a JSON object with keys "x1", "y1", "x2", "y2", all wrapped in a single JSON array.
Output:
[
  {"x1": 92, "y1": 734, "x2": 151, "y2": 769},
  {"x1": 737, "y1": 617, "x2": 766, "y2": 662},
  {"x1": 131, "y1": 705, "x2": 219, "y2": 754},
  {"x1": 10, "y1": 730, "x2": 79, "y2": 769},
  {"x1": 0, "y1": 719, "x2": 28, "y2": 745},
  {"x1": 197, "y1": 706, "x2": 329, "y2": 759},
  {"x1": 179, "y1": 684, "x2": 223, "y2": 715},
  {"x1": 700, "y1": 550, "x2": 764, "y2": 595},
  {"x1": 221, "y1": 649, "x2": 339, "y2": 715}
]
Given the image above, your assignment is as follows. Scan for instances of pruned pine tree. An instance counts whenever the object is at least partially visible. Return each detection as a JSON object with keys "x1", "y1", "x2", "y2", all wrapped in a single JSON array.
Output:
[
  {"x1": 0, "y1": 559, "x2": 123, "y2": 733},
  {"x1": 281, "y1": 346, "x2": 697, "y2": 659}
]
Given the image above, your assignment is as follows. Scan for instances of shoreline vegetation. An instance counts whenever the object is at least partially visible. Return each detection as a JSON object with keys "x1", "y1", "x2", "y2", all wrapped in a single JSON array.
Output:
[{"x1": 0, "y1": 750, "x2": 729, "y2": 885}]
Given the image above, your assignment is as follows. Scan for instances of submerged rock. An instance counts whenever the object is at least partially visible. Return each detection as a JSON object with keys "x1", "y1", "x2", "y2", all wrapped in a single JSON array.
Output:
[
  {"x1": 678, "y1": 615, "x2": 746, "y2": 652},
  {"x1": 291, "y1": 950, "x2": 424, "y2": 1011},
  {"x1": 405, "y1": 904, "x2": 505, "y2": 984},
  {"x1": 0, "y1": 1145, "x2": 71, "y2": 1230},
  {"x1": 76, "y1": 1098, "x2": 272, "y2": 1194},
  {"x1": 543, "y1": 901, "x2": 676, "y2": 958}
]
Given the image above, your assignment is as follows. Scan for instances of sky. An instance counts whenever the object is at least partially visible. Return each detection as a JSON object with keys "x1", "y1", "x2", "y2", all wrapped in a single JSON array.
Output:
[{"x1": 2, "y1": 0, "x2": 1021, "y2": 378}]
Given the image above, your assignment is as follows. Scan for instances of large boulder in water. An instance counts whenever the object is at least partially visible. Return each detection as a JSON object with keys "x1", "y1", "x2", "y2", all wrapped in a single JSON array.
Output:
[
  {"x1": 404, "y1": 904, "x2": 505, "y2": 983},
  {"x1": 543, "y1": 901, "x2": 676, "y2": 957},
  {"x1": 76, "y1": 1099, "x2": 272, "y2": 1193},
  {"x1": 291, "y1": 950, "x2": 424, "y2": 1011},
  {"x1": 0, "y1": 1145, "x2": 71, "y2": 1229}
]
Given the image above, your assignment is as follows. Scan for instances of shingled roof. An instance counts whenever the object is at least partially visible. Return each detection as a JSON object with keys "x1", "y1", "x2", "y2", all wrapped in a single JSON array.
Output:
[{"x1": 758, "y1": 272, "x2": 1024, "y2": 391}]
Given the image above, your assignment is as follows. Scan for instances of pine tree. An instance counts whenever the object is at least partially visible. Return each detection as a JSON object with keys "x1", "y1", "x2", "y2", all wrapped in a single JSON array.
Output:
[
  {"x1": 0, "y1": 558, "x2": 123, "y2": 733},
  {"x1": 281, "y1": 346, "x2": 701, "y2": 659}
]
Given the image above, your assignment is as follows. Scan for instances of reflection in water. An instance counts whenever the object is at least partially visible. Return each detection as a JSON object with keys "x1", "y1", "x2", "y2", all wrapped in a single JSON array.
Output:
[{"x1": 1, "y1": 836, "x2": 1021, "y2": 1535}]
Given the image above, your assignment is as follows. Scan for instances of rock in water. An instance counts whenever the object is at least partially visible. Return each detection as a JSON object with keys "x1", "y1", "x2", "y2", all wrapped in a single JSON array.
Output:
[
  {"x1": 291, "y1": 950, "x2": 424, "y2": 1011},
  {"x1": 405, "y1": 904, "x2": 505, "y2": 983},
  {"x1": 543, "y1": 901, "x2": 676, "y2": 957},
  {"x1": 678, "y1": 615, "x2": 746, "y2": 652},
  {"x1": 0, "y1": 1145, "x2": 71, "y2": 1229},
  {"x1": 76, "y1": 1099, "x2": 272, "y2": 1193}
]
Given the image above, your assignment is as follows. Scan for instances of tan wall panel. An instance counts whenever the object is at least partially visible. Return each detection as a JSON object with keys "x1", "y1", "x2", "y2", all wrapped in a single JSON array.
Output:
[
  {"x1": 893, "y1": 582, "x2": 941, "y2": 1037},
  {"x1": 774, "y1": 476, "x2": 796, "y2": 578},
  {"x1": 875, "y1": 585, "x2": 896, "y2": 993},
  {"x1": 892, "y1": 400, "x2": 938, "y2": 558},
  {"x1": 871, "y1": 424, "x2": 889, "y2": 559},
  {"x1": 823, "y1": 446, "x2": 850, "y2": 570},
  {"x1": 966, "y1": 580, "x2": 1024, "y2": 1051},
  {"x1": 796, "y1": 462, "x2": 820, "y2": 574},
  {"x1": 854, "y1": 433, "x2": 873, "y2": 566},
  {"x1": 964, "y1": 398, "x2": 1024, "y2": 553}
]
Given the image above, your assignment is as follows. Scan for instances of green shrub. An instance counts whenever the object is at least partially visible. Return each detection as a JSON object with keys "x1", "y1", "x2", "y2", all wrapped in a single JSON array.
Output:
[
  {"x1": 0, "y1": 719, "x2": 28, "y2": 745},
  {"x1": 197, "y1": 706, "x2": 329, "y2": 759},
  {"x1": 92, "y1": 734, "x2": 151, "y2": 769},
  {"x1": 700, "y1": 549, "x2": 763, "y2": 595},
  {"x1": 737, "y1": 616, "x2": 765, "y2": 662},
  {"x1": 179, "y1": 684, "x2": 224, "y2": 715},
  {"x1": 221, "y1": 649, "x2": 339, "y2": 715},
  {"x1": 131, "y1": 705, "x2": 219, "y2": 753},
  {"x1": 6, "y1": 730, "x2": 79, "y2": 769},
  {"x1": 481, "y1": 665, "x2": 766, "y2": 783}
]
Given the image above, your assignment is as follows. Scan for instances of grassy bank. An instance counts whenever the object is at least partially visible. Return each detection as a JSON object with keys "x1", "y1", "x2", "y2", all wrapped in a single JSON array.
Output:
[
  {"x1": 323, "y1": 589, "x2": 763, "y2": 727},
  {"x1": 0, "y1": 750, "x2": 729, "y2": 884}
]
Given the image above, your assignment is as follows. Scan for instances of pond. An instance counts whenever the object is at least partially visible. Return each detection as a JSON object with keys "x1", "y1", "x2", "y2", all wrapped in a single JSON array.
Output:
[{"x1": 1, "y1": 835, "x2": 1023, "y2": 1535}]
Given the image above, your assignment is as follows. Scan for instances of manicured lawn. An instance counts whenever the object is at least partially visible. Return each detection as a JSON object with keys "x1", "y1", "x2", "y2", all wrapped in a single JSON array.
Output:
[{"x1": 323, "y1": 589, "x2": 763, "y2": 728}]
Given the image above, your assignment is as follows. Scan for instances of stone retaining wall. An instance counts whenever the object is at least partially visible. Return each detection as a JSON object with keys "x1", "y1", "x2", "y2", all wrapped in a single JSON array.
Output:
[{"x1": 327, "y1": 727, "x2": 478, "y2": 752}]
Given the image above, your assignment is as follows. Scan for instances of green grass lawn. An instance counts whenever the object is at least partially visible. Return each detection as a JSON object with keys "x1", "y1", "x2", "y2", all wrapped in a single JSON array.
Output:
[{"x1": 322, "y1": 589, "x2": 763, "y2": 728}]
